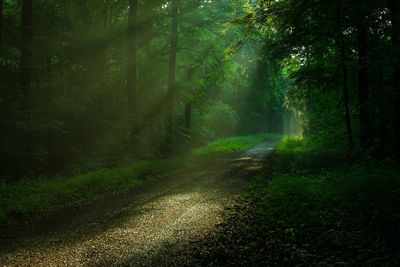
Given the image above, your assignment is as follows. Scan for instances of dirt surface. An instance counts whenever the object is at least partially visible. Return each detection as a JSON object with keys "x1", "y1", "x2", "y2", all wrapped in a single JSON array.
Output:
[{"x1": 0, "y1": 137, "x2": 280, "y2": 266}]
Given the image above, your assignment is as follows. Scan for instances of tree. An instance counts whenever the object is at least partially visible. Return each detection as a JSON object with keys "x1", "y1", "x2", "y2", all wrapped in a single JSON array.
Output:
[
  {"x1": 0, "y1": 0, "x2": 296, "y2": 177},
  {"x1": 0, "y1": 0, "x2": 3, "y2": 50},
  {"x1": 184, "y1": 66, "x2": 195, "y2": 133},
  {"x1": 162, "y1": 0, "x2": 179, "y2": 153},
  {"x1": 20, "y1": 0, "x2": 33, "y2": 171},
  {"x1": 249, "y1": 0, "x2": 392, "y2": 149},
  {"x1": 335, "y1": 6, "x2": 354, "y2": 149},
  {"x1": 388, "y1": 0, "x2": 400, "y2": 150},
  {"x1": 356, "y1": 10, "x2": 372, "y2": 148},
  {"x1": 20, "y1": 0, "x2": 33, "y2": 114},
  {"x1": 127, "y1": 0, "x2": 139, "y2": 142}
]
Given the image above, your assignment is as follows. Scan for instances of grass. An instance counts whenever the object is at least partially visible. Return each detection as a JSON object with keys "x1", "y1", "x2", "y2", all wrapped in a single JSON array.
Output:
[
  {"x1": 0, "y1": 157, "x2": 182, "y2": 225},
  {"x1": 247, "y1": 136, "x2": 400, "y2": 265},
  {"x1": 0, "y1": 133, "x2": 277, "y2": 226},
  {"x1": 194, "y1": 133, "x2": 280, "y2": 155}
]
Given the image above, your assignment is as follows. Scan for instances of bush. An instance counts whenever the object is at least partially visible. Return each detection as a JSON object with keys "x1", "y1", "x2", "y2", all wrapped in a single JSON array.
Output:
[
  {"x1": 250, "y1": 136, "x2": 400, "y2": 265},
  {"x1": 192, "y1": 101, "x2": 239, "y2": 143}
]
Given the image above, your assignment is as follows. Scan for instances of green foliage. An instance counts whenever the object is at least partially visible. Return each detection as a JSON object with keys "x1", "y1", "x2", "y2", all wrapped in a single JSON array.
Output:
[
  {"x1": 1, "y1": 0, "x2": 291, "y2": 179},
  {"x1": 258, "y1": 165, "x2": 400, "y2": 265},
  {"x1": 192, "y1": 101, "x2": 239, "y2": 143},
  {"x1": 0, "y1": 157, "x2": 182, "y2": 225},
  {"x1": 276, "y1": 136, "x2": 348, "y2": 173},
  {"x1": 248, "y1": 137, "x2": 400, "y2": 265},
  {"x1": 0, "y1": 134, "x2": 267, "y2": 225},
  {"x1": 194, "y1": 133, "x2": 280, "y2": 155},
  {"x1": 247, "y1": 0, "x2": 399, "y2": 152},
  {"x1": 276, "y1": 136, "x2": 306, "y2": 153}
]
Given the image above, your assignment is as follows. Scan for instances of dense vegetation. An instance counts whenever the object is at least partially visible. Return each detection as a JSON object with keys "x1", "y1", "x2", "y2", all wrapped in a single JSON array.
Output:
[
  {"x1": 241, "y1": 0, "x2": 399, "y2": 152},
  {"x1": 0, "y1": 0, "x2": 289, "y2": 179},
  {"x1": 258, "y1": 138, "x2": 400, "y2": 265},
  {"x1": 1, "y1": 0, "x2": 400, "y2": 265},
  {"x1": 0, "y1": 133, "x2": 273, "y2": 225},
  {"x1": 191, "y1": 138, "x2": 400, "y2": 266},
  {"x1": 242, "y1": 3, "x2": 400, "y2": 263}
]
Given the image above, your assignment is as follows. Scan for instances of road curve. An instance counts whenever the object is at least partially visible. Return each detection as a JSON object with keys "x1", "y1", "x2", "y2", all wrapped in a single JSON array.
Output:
[{"x1": 0, "y1": 138, "x2": 280, "y2": 266}]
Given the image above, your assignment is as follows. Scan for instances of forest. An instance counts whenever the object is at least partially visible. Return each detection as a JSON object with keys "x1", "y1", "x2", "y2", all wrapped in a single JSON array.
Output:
[{"x1": 0, "y1": 0, "x2": 399, "y2": 266}]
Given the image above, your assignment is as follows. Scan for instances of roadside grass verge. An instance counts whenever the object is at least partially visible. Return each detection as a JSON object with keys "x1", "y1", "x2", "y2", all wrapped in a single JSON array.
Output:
[
  {"x1": 0, "y1": 133, "x2": 277, "y2": 226},
  {"x1": 194, "y1": 133, "x2": 281, "y2": 155},
  {"x1": 0, "y1": 157, "x2": 182, "y2": 225},
  {"x1": 247, "y1": 136, "x2": 400, "y2": 265}
]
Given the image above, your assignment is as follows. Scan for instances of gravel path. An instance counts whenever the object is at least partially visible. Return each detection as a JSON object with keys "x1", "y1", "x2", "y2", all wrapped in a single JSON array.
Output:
[{"x1": 0, "y1": 138, "x2": 280, "y2": 267}]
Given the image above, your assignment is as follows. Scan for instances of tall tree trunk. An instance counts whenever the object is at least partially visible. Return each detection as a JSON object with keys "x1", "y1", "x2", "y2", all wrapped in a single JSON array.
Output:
[
  {"x1": 20, "y1": 0, "x2": 33, "y2": 169},
  {"x1": 356, "y1": 20, "x2": 372, "y2": 149},
  {"x1": 94, "y1": 4, "x2": 108, "y2": 93},
  {"x1": 375, "y1": 64, "x2": 387, "y2": 147},
  {"x1": 184, "y1": 103, "x2": 191, "y2": 131},
  {"x1": 20, "y1": 0, "x2": 33, "y2": 113},
  {"x1": 340, "y1": 42, "x2": 354, "y2": 149},
  {"x1": 127, "y1": 0, "x2": 138, "y2": 142},
  {"x1": 162, "y1": 0, "x2": 179, "y2": 153},
  {"x1": 0, "y1": 0, "x2": 3, "y2": 50},
  {"x1": 99, "y1": 3, "x2": 108, "y2": 97},
  {"x1": 336, "y1": 10, "x2": 354, "y2": 150},
  {"x1": 184, "y1": 67, "x2": 195, "y2": 135},
  {"x1": 389, "y1": 0, "x2": 400, "y2": 150}
]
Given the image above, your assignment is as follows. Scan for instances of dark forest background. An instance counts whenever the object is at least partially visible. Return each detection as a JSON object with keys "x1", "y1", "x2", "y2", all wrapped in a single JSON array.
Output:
[
  {"x1": 1, "y1": 0, "x2": 400, "y2": 264},
  {"x1": 0, "y1": 0, "x2": 292, "y2": 180},
  {"x1": 0, "y1": 0, "x2": 399, "y2": 189}
]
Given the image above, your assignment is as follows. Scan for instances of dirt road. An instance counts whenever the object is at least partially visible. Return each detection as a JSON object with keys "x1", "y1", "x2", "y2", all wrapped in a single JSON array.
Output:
[{"x1": 0, "y1": 138, "x2": 280, "y2": 266}]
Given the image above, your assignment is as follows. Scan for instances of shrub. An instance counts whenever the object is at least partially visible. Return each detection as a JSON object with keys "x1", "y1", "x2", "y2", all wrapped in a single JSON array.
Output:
[{"x1": 251, "y1": 136, "x2": 400, "y2": 265}]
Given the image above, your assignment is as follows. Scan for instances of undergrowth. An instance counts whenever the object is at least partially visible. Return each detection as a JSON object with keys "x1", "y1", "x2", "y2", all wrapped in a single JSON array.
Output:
[
  {"x1": 248, "y1": 136, "x2": 400, "y2": 265},
  {"x1": 0, "y1": 133, "x2": 276, "y2": 226},
  {"x1": 194, "y1": 133, "x2": 280, "y2": 155},
  {"x1": 0, "y1": 158, "x2": 182, "y2": 225}
]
